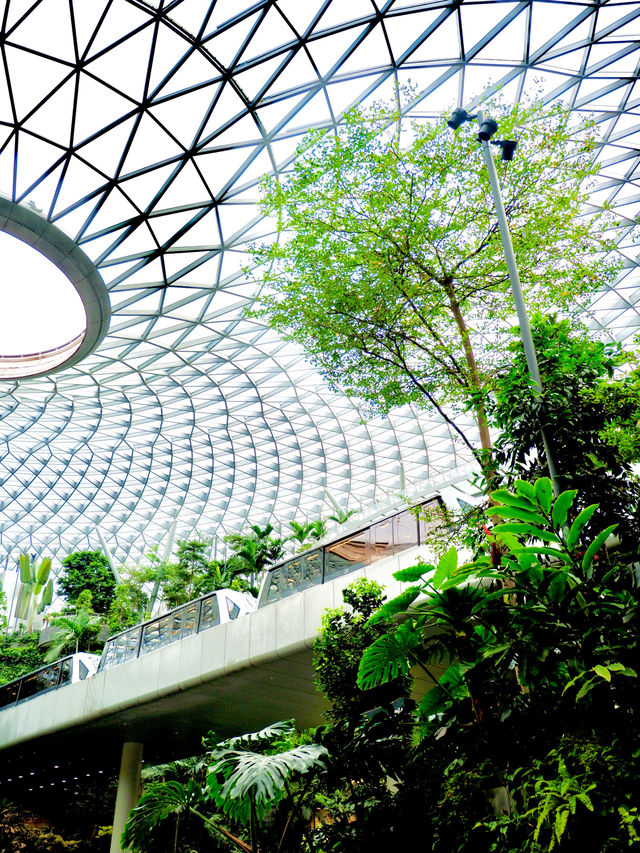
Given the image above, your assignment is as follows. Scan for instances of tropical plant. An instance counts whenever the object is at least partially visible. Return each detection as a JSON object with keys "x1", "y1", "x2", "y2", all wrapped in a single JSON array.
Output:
[
  {"x1": 0, "y1": 631, "x2": 47, "y2": 685},
  {"x1": 489, "y1": 314, "x2": 640, "y2": 546},
  {"x1": 326, "y1": 507, "x2": 357, "y2": 526},
  {"x1": 122, "y1": 721, "x2": 328, "y2": 853},
  {"x1": 42, "y1": 592, "x2": 102, "y2": 662},
  {"x1": 58, "y1": 551, "x2": 116, "y2": 614},
  {"x1": 250, "y1": 96, "x2": 623, "y2": 481},
  {"x1": 311, "y1": 579, "x2": 414, "y2": 849},
  {"x1": 287, "y1": 520, "x2": 326, "y2": 552},
  {"x1": 356, "y1": 477, "x2": 640, "y2": 851},
  {"x1": 13, "y1": 554, "x2": 53, "y2": 631},
  {"x1": 224, "y1": 523, "x2": 285, "y2": 577}
]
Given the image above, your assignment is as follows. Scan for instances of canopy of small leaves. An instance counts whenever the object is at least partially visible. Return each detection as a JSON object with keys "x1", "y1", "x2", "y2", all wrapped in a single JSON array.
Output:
[
  {"x1": 250, "y1": 95, "x2": 622, "y2": 466},
  {"x1": 489, "y1": 314, "x2": 640, "y2": 546},
  {"x1": 357, "y1": 478, "x2": 640, "y2": 851},
  {"x1": 58, "y1": 551, "x2": 116, "y2": 614},
  {"x1": 162, "y1": 538, "x2": 215, "y2": 608}
]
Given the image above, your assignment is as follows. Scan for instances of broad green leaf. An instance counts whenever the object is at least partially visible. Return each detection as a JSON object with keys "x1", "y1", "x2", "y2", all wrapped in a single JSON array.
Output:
[
  {"x1": 487, "y1": 506, "x2": 549, "y2": 526},
  {"x1": 535, "y1": 477, "x2": 553, "y2": 514},
  {"x1": 418, "y1": 663, "x2": 469, "y2": 716},
  {"x1": 19, "y1": 554, "x2": 31, "y2": 584},
  {"x1": 581, "y1": 524, "x2": 618, "y2": 577},
  {"x1": 514, "y1": 480, "x2": 537, "y2": 501},
  {"x1": 357, "y1": 622, "x2": 421, "y2": 689},
  {"x1": 393, "y1": 562, "x2": 433, "y2": 583},
  {"x1": 489, "y1": 489, "x2": 537, "y2": 511},
  {"x1": 576, "y1": 678, "x2": 596, "y2": 700},
  {"x1": 432, "y1": 546, "x2": 458, "y2": 589},
  {"x1": 492, "y1": 522, "x2": 561, "y2": 544},
  {"x1": 566, "y1": 504, "x2": 599, "y2": 549},
  {"x1": 551, "y1": 490, "x2": 578, "y2": 529},
  {"x1": 516, "y1": 546, "x2": 570, "y2": 563},
  {"x1": 594, "y1": 664, "x2": 611, "y2": 682},
  {"x1": 366, "y1": 586, "x2": 421, "y2": 625},
  {"x1": 548, "y1": 572, "x2": 568, "y2": 603},
  {"x1": 207, "y1": 744, "x2": 328, "y2": 823},
  {"x1": 490, "y1": 530, "x2": 521, "y2": 552},
  {"x1": 36, "y1": 557, "x2": 52, "y2": 585}
]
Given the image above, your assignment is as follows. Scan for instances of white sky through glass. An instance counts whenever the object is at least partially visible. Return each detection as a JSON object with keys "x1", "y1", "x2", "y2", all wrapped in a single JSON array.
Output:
[
  {"x1": 0, "y1": 232, "x2": 86, "y2": 356},
  {"x1": 0, "y1": 0, "x2": 639, "y2": 566}
]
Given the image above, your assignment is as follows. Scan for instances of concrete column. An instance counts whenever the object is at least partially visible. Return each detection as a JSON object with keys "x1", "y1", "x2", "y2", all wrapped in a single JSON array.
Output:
[{"x1": 110, "y1": 741, "x2": 143, "y2": 853}]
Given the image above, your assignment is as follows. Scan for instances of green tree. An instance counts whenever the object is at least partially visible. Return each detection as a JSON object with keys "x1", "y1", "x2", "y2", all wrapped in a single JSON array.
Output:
[
  {"x1": 107, "y1": 569, "x2": 150, "y2": 634},
  {"x1": 489, "y1": 314, "x2": 640, "y2": 546},
  {"x1": 58, "y1": 551, "x2": 116, "y2": 615},
  {"x1": 162, "y1": 538, "x2": 213, "y2": 608},
  {"x1": 250, "y1": 97, "x2": 622, "y2": 480}
]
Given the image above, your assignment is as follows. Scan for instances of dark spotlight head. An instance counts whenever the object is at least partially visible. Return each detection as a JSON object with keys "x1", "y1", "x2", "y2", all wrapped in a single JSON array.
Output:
[
  {"x1": 447, "y1": 108, "x2": 472, "y2": 130},
  {"x1": 500, "y1": 139, "x2": 518, "y2": 161},
  {"x1": 477, "y1": 119, "x2": 499, "y2": 141}
]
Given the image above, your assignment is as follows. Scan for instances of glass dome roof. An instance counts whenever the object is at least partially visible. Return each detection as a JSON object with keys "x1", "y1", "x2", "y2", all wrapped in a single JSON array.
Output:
[{"x1": 0, "y1": 0, "x2": 639, "y2": 565}]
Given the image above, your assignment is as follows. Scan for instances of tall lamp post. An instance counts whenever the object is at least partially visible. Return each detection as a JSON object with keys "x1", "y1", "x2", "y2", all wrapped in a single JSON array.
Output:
[{"x1": 447, "y1": 108, "x2": 560, "y2": 496}]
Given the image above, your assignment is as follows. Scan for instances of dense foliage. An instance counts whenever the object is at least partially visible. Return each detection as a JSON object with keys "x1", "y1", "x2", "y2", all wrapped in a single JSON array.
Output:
[
  {"x1": 490, "y1": 314, "x2": 640, "y2": 546},
  {"x1": 57, "y1": 551, "x2": 116, "y2": 615},
  {"x1": 357, "y1": 478, "x2": 640, "y2": 850},
  {"x1": 0, "y1": 632, "x2": 47, "y2": 685}
]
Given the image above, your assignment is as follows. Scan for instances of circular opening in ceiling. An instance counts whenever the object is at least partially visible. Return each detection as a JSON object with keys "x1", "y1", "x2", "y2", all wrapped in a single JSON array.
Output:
[{"x1": 0, "y1": 197, "x2": 110, "y2": 381}]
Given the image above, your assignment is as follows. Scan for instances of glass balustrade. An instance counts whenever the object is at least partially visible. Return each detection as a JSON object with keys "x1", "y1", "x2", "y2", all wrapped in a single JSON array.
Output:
[
  {"x1": 259, "y1": 498, "x2": 442, "y2": 606},
  {"x1": 0, "y1": 656, "x2": 74, "y2": 710}
]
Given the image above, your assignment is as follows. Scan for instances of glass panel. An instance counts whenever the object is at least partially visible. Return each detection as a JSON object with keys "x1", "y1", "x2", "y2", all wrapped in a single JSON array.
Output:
[
  {"x1": 59, "y1": 657, "x2": 73, "y2": 685},
  {"x1": 264, "y1": 566, "x2": 285, "y2": 605},
  {"x1": 20, "y1": 662, "x2": 61, "y2": 701},
  {"x1": 325, "y1": 529, "x2": 370, "y2": 579},
  {"x1": 394, "y1": 511, "x2": 418, "y2": 552},
  {"x1": 226, "y1": 599, "x2": 241, "y2": 620},
  {"x1": 200, "y1": 593, "x2": 221, "y2": 630},
  {"x1": 283, "y1": 557, "x2": 302, "y2": 595},
  {"x1": 174, "y1": 601, "x2": 199, "y2": 638},
  {"x1": 418, "y1": 498, "x2": 445, "y2": 543},
  {"x1": 0, "y1": 680, "x2": 20, "y2": 708},
  {"x1": 301, "y1": 549, "x2": 322, "y2": 589},
  {"x1": 371, "y1": 519, "x2": 394, "y2": 563}
]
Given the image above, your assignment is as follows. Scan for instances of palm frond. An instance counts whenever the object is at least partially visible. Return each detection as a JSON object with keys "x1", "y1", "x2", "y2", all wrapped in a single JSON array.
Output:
[{"x1": 121, "y1": 780, "x2": 205, "y2": 851}]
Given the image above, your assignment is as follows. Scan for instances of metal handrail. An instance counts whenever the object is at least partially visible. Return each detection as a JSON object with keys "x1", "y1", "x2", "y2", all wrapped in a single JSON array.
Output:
[{"x1": 0, "y1": 655, "x2": 74, "y2": 710}]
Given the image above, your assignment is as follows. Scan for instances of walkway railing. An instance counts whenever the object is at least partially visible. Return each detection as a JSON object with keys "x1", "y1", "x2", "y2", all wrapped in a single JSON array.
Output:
[
  {"x1": 0, "y1": 656, "x2": 74, "y2": 709},
  {"x1": 98, "y1": 588, "x2": 242, "y2": 672},
  {"x1": 0, "y1": 497, "x2": 441, "y2": 705},
  {"x1": 258, "y1": 498, "x2": 440, "y2": 607}
]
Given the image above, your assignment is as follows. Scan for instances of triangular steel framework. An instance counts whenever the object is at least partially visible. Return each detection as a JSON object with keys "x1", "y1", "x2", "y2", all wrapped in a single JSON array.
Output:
[{"x1": 0, "y1": 0, "x2": 639, "y2": 566}]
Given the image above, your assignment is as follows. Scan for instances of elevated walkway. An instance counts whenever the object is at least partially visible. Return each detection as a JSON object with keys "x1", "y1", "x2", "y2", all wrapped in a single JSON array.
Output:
[{"x1": 0, "y1": 543, "x2": 432, "y2": 761}]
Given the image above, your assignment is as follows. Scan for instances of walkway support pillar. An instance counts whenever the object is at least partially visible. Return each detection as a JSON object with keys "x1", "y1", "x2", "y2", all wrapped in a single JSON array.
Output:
[{"x1": 110, "y1": 741, "x2": 143, "y2": 853}]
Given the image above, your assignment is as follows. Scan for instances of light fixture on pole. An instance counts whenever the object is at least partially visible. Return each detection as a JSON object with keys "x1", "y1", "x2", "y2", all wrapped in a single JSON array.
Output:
[{"x1": 447, "y1": 108, "x2": 559, "y2": 495}]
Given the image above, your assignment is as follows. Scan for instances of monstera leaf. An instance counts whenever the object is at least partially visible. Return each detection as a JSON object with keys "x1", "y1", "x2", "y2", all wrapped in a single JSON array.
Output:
[{"x1": 207, "y1": 742, "x2": 327, "y2": 823}]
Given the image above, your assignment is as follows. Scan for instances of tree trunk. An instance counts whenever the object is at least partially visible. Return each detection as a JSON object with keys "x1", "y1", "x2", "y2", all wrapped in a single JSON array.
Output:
[{"x1": 445, "y1": 279, "x2": 495, "y2": 485}]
